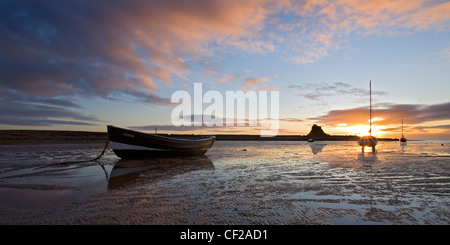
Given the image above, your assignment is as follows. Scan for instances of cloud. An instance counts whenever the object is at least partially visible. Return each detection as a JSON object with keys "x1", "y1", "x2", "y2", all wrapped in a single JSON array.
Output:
[
  {"x1": 243, "y1": 76, "x2": 280, "y2": 90},
  {"x1": 0, "y1": 0, "x2": 290, "y2": 127},
  {"x1": 131, "y1": 113, "x2": 292, "y2": 133},
  {"x1": 399, "y1": 1, "x2": 450, "y2": 31},
  {"x1": 412, "y1": 124, "x2": 450, "y2": 131},
  {"x1": 0, "y1": 93, "x2": 101, "y2": 127},
  {"x1": 1, "y1": 0, "x2": 448, "y2": 102},
  {"x1": 0, "y1": 0, "x2": 285, "y2": 104},
  {"x1": 243, "y1": 76, "x2": 271, "y2": 90},
  {"x1": 280, "y1": 118, "x2": 304, "y2": 123},
  {"x1": 218, "y1": 74, "x2": 237, "y2": 84},
  {"x1": 0, "y1": 87, "x2": 101, "y2": 127},
  {"x1": 310, "y1": 102, "x2": 450, "y2": 127},
  {"x1": 0, "y1": 117, "x2": 97, "y2": 127},
  {"x1": 245, "y1": 77, "x2": 271, "y2": 85},
  {"x1": 290, "y1": 82, "x2": 387, "y2": 101},
  {"x1": 130, "y1": 123, "x2": 252, "y2": 135},
  {"x1": 283, "y1": 0, "x2": 450, "y2": 63}
]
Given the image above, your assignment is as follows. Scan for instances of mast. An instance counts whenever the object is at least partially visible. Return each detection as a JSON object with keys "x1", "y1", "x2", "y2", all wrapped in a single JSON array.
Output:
[
  {"x1": 369, "y1": 80, "x2": 372, "y2": 136},
  {"x1": 358, "y1": 80, "x2": 378, "y2": 152}
]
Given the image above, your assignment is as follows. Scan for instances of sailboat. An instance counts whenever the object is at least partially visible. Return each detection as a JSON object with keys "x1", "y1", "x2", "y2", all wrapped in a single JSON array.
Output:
[
  {"x1": 358, "y1": 80, "x2": 378, "y2": 152},
  {"x1": 400, "y1": 119, "x2": 407, "y2": 143}
]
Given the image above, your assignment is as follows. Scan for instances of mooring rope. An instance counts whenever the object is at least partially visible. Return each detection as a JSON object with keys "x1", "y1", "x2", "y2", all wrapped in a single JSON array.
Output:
[
  {"x1": 55, "y1": 139, "x2": 110, "y2": 165},
  {"x1": 0, "y1": 140, "x2": 111, "y2": 180}
]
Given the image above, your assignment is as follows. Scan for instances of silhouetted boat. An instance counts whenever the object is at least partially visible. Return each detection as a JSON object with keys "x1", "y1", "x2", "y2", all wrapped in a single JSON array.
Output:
[
  {"x1": 400, "y1": 119, "x2": 407, "y2": 143},
  {"x1": 107, "y1": 125, "x2": 215, "y2": 159},
  {"x1": 358, "y1": 81, "x2": 378, "y2": 152}
]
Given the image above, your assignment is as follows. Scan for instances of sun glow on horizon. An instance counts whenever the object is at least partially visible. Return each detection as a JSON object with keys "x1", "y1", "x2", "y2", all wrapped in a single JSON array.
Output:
[{"x1": 339, "y1": 124, "x2": 387, "y2": 137}]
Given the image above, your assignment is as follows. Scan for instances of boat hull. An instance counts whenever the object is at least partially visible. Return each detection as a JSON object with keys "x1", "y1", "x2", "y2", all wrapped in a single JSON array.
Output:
[
  {"x1": 358, "y1": 135, "x2": 378, "y2": 147},
  {"x1": 358, "y1": 135, "x2": 378, "y2": 152},
  {"x1": 107, "y1": 125, "x2": 215, "y2": 159}
]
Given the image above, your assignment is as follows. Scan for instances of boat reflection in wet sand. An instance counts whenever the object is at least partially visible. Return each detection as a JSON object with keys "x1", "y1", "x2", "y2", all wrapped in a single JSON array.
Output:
[
  {"x1": 357, "y1": 152, "x2": 379, "y2": 167},
  {"x1": 108, "y1": 155, "x2": 214, "y2": 188},
  {"x1": 309, "y1": 143, "x2": 327, "y2": 155},
  {"x1": 107, "y1": 125, "x2": 215, "y2": 159}
]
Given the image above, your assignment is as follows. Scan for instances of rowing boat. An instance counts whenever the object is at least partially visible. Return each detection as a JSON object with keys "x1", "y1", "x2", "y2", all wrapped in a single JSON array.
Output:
[{"x1": 107, "y1": 125, "x2": 215, "y2": 159}]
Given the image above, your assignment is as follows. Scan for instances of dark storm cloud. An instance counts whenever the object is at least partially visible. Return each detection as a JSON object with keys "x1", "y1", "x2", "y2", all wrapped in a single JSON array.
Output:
[
  {"x1": 0, "y1": 0, "x2": 175, "y2": 101},
  {"x1": 0, "y1": 88, "x2": 100, "y2": 127}
]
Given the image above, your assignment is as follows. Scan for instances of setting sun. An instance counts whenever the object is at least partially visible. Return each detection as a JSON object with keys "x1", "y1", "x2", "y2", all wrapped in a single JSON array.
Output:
[{"x1": 339, "y1": 124, "x2": 386, "y2": 138}]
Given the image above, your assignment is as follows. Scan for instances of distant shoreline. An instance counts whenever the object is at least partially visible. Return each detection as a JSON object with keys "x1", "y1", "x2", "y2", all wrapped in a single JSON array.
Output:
[
  {"x1": 0, "y1": 129, "x2": 108, "y2": 144},
  {"x1": 0, "y1": 129, "x2": 399, "y2": 144}
]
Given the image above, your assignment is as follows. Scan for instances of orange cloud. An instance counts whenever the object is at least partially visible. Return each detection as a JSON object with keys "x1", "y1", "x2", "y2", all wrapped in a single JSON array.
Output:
[
  {"x1": 245, "y1": 77, "x2": 271, "y2": 85},
  {"x1": 399, "y1": 1, "x2": 450, "y2": 31},
  {"x1": 218, "y1": 74, "x2": 237, "y2": 84},
  {"x1": 243, "y1": 76, "x2": 279, "y2": 90},
  {"x1": 309, "y1": 102, "x2": 450, "y2": 138},
  {"x1": 286, "y1": 0, "x2": 450, "y2": 63}
]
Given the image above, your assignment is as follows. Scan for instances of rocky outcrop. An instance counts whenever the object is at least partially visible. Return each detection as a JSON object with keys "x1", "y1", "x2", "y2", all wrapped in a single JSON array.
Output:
[{"x1": 306, "y1": 124, "x2": 330, "y2": 138}]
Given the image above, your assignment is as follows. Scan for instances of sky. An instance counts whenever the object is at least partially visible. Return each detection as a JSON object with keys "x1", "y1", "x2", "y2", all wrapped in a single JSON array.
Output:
[{"x1": 1, "y1": 0, "x2": 449, "y2": 139}]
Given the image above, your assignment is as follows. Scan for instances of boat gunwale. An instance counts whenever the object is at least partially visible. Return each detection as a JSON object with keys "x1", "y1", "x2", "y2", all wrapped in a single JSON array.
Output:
[{"x1": 107, "y1": 125, "x2": 215, "y2": 143}]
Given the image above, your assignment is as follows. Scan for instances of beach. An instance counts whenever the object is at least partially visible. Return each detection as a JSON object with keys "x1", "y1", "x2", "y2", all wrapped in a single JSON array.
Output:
[{"x1": 0, "y1": 140, "x2": 449, "y2": 225}]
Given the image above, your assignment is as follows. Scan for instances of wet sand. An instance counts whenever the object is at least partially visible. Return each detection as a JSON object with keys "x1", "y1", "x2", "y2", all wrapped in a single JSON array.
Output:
[{"x1": 0, "y1": 140, "x2": 449, "y2": 225}]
